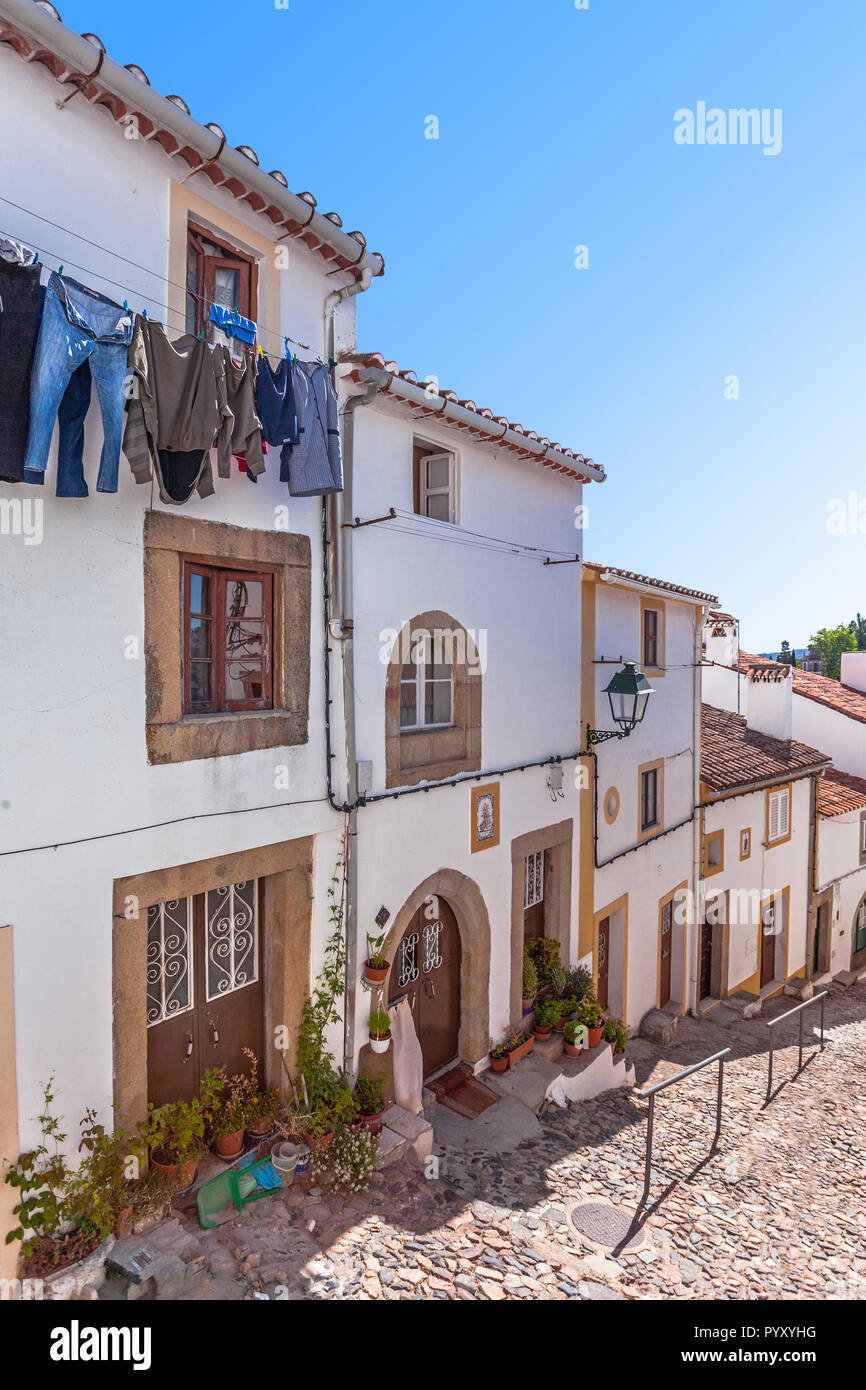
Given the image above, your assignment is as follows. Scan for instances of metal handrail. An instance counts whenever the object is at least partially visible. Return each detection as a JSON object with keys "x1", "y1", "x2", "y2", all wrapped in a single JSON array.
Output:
[
  {"x1": 636, "y1": 1048, "x2": 730, "y2": 1207},
  {"x1": 766, "y1": 990, "x2": 827, "y2": 1098}
]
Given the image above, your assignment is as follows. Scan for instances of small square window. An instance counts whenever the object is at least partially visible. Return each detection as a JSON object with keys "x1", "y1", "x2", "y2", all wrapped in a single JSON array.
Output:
[
  {"x1": 183, "y1": 560, "x2": 275, "y2": 715},
  {"x1": 703, "y1": 829, "x2": 724, "y2": 876},
  {"x1": 640, "y1": 766, "x2": 661, "y2": 833}
]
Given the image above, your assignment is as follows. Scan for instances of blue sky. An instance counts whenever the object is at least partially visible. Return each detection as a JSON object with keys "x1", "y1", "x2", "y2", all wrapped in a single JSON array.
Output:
[{"x1": 61, "y1": 0, "x2": 866, "y2": 651}]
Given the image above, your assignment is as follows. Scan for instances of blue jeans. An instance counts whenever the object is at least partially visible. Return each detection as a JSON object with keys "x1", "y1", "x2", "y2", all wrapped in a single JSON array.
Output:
[{"x1": 23, "y1": 273, "x2": 133, "y2": 494}]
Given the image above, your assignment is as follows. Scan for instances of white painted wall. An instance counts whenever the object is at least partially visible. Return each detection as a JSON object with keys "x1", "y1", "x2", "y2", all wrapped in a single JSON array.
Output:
[
  {"x1": 348, "y1": 399, "x2": 585, "y2": 1061},
  {"x1": 817, "y1": 812, "x2": 866, "y2": 973},
  {"x1": 0, "y1": 48, "x2": 351, "y2": 1146},
  {"x1": 591, "y1": 583, "x2": 702, "y2": 1027},
  {"x1": 701, "y1": 778, "x2": 813, "y2": 992}
]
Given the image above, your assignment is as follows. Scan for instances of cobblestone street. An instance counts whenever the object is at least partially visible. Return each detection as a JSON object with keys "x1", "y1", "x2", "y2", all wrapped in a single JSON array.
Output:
[{"x1": 141, "y1": 980, "x2": 866, "y2": 1302}]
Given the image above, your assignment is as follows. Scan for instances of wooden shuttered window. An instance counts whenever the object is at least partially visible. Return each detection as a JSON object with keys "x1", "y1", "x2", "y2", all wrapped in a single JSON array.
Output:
[{"x1": 183, "y1": 561, "x2": 275, "y2": 715}]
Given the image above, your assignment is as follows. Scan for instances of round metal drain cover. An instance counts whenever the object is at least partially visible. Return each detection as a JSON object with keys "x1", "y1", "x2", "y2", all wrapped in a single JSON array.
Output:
[{"x1": 570, "y1": 1202, "x2": 643, "y2": 1250}]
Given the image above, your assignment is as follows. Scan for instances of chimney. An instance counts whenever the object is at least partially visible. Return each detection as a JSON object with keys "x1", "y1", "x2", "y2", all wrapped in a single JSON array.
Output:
[
  {"x1": 841, "y1": 651, "x2": 866, "y2": 693},
  {"x1": 746, "y1": 665, "x2": 792, "y2": 742},
  {"x1": 702, "y1": 612, "x2": 738, "y2": 668}
]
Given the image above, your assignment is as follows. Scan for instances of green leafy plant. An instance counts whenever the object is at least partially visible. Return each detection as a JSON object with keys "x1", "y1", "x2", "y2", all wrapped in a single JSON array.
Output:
[
  {"x1": 562, "y1": 965, "x2": 594, "y2": 1001},
  {"x1": 141, "y1": 1098, "x2": 206, "y2": 1166},
  {"x1": 525, "y1": 937, "x2": 562, "y2": 990},
  {"x1": 556, "y1": 995, "x2": 578, "y2": 1018},
  {"x1": 65, "y1": 1110, "x2": 144, "y2": 1242},
  {"x1": 4, "y1": 1079, "x2": 71, "y2": 1255},
  {"x1": 354, "y1": 1070, "x2": 386, "y2": 1117},
  {"x1": 365, "y1": 931, "x2": 389, "y2": 969},
  {"x1": 368, "y1": 1011, "x2": 391, "y2": 1038},
  {"x1": 242, "y1": 1048, "x2": 280, "y2": 1125},
  {"x1": 563, "y1": 1020, "x2": 586, "y2": 1046},
  {"x1": 535, "y1": 999, "x2": 562, "y2": 1030},
  {"x1": 603, "y1": 1017, "x2": 628, "y2": 1054},
  {"x1": 521, "y1": 950, "x2": 538, "y2": 1000},
  {"x1": 504, "y1": 1026, "x2": 530, "y2": 1052},
  {"x1": 577, "y1": 998, "x2": 604, "y2": 1029},
  {"x1": 490, "y1": 1038, "x2": 509, "y2": 1060}
]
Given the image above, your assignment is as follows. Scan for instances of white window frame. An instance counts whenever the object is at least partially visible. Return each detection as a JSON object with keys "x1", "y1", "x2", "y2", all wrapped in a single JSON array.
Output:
[
  {"x1": 416, "y1": 445, "x2": 458, "y2": 525},
  {"x1": 399, "y1": 633, "x2": 453, "y2": 732},
  {"x1": 767, "y1": 786, "x2": 791, "y2": 844}
]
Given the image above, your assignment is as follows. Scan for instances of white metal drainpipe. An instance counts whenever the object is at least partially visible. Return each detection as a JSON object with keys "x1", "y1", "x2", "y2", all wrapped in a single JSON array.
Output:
[{"x1": 325, "y1": 285, "x2": 378, "y2": 1076}]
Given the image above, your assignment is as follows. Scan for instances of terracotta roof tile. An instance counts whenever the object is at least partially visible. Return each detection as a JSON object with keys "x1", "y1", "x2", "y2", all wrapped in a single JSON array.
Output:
[
  {"x1": 701, "y1": 703, "x2": 830, "y2": 793},
  {"x1": 341, "y1": 351, "x2": 601, "y2": 483},
  {"x1": 817, "y1": 769, "x2": 866, "y2": 818},
  {"x1": 739, "y1": 652, "x2": 866, "y2": 727},
  {"x1": 584, "y1": 562, "x2": 719, "y2": 605}
]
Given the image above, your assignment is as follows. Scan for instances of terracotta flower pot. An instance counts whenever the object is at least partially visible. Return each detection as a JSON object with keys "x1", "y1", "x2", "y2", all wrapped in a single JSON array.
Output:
[
  {"x1": 150, "y1": 1153, "x2": 197, "y2": 1187},
  {"x1": 587, "y1": 1025, "x2": 604, "y2": 1048},
  {"x1": 359, "y1": 1110, "x2": 384, "y2": 1137},
  {"x1": 214, "y1": 1128, "x2": 245, "y2": 1159},
  {"x1": 533, "y1": 1025, "x2": 552, "y2": 1040},
  {"x1": 249, "y1": 1116, "x2": 273, "y2": 1136},
  {"x1": 564, "y1": 1041, "x2": 582, "y2": 1058},
  {"x1": 369, "y1": 1030, "x2": 391, "y2": 1054},
  {"x1": 521, "y1": 998, "x2": 535, "y2": 1013},
  {"x1": 302, "y1": 1130, "x2": 334, "y2": 1152},
  {"x1": 507, "y1": 1036, "x2": 535, "y2": 1066},
  {"x1": 489, "y1": 1054, "x2": 509, "y2": 1073},
  {"x1": 364, "y1": 960, "x2": 389, "y2": 986}
]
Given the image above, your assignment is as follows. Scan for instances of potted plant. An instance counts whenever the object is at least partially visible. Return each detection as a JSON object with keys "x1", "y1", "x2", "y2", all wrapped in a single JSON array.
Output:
[
  {"x1": 242, "y1": 1048, "x2": 280, "y2": 1136},
  {"x1": 578, "y1": 998, "x2": 605, "y2": 1048},
  {"x1": 526, "y1": 938, "x2": 562, "y2": 994},
  {"x1": 604, "y1": 1017, "x2": 628, "y2": 1057},
  {"x1": 489, "y1": 1038, "x2": 510, "y2": 1073},
  {"x1": 354, "y1": 1071, "x2": 387, "y2": 1136},
  {"x1": 554, "y1": 996, "x2": 578, "y2": 1031},
  {"x1": 521, "y1": 950, "x2": 538, "y2": 1012},
  {"x1": 141, "y1": 1098, "x2": 205, "y2": 1186},
  {"x1": 363, "y1": 930, "x2": 390, "y2": 987},
  {"x1": 533, "y1": 999, "x2": 561, "y2": 1039},
  {"x1": 368, "y1": 1010, "x2": 392, "y2": 1054},
  {"x1": 563, "y1": 1019, "x2": 587, "y2": 1058},
  {"x1": 503, "y1": 1025, "x2": 534, "y2": 1067},
  {"x1": 563, "y1": 965, "x2": 595, "y2": 1001}
]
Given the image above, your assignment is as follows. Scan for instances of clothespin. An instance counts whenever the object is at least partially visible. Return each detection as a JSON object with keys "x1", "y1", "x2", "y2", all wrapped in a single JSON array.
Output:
[
  {"x1": 257, "y1": 344, "x2": 264, "y2": 359},
  {"x1": 143, "y1": 308, "x2": 148, "y2": 321},
  {"x1": 284, "y1": 337, "x2": 291, "y2": 358},
  {"x1": 34, "y1": 252, "x2": 39, "y2": 266},
  {"x1": 328, "y1": 357, "x2": 336, "y2": 369},
  {"x1": 123, "y1": 299, "x2": 129, "y2": 314},
  {"x1": 57, "y1": 265, "x2": 64, "y2": 278}
]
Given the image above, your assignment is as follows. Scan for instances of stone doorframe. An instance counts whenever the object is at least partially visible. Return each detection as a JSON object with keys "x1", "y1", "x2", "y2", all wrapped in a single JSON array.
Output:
[
  {"x1": 808, "y1": 886, "x2": 834, "y2": 978},
  {"x1": 509, "y1": 819, "x2": 573, "y2": 1022},
  {"x1": 112, "y1": 836, "x2": 314, "y2": 1126},
  {"x1": 377, "y1": 869, "x2": 491, "y2": 1066}
]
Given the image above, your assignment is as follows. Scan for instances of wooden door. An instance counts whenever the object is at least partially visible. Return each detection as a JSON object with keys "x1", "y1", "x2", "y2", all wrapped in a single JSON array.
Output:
[
  {"x1": 389, "y1": 897, "x2": 461, "y2": 1079},
  {"x1": 699, "y1": 920, "x2": 713, "y2": 1000},
  {"x1": 147, "y1": 880, "x2": 264, "y2": 1107},
  {"x1": 523, "y1": 851, "x2": 545, "y2": 942},
  {"x1": 760, "y1": 902, "x2": 776, "y2": 988},
  {"x1": 597, "y1": 917, "x2": 610, "y2": 1008},
  {"x1": 659, "y1": 899, "x2": 673, "y2": 1007}
]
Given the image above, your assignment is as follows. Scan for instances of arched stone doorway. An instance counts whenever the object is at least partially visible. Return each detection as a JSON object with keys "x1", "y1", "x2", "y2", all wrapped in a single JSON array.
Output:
[{"x1": 379, "y1": 869, "x2": 490, "y2": 1071}]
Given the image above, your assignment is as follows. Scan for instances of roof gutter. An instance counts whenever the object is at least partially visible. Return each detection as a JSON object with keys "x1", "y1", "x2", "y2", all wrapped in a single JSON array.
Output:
[
  {"x1": 599, "y1": 571, "x2": 720, "y2": 607},
  {"x1": 0, "y1": 0, "x2": 384, "y2": 279},
  {"x1": 702, "y1": 762, "x2": 831, "y2": 802},
  {"x1": 354, "y1": 364, "x2": 605, "y2": 484}
]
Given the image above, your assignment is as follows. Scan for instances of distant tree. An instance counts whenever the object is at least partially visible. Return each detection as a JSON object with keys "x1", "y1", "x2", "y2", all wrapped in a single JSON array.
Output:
[
  {"x1": 810, "y1": 625, "x2": 857, "y2": 681},
  {"x1": 777, "y1": 640, "x2": 794, "y2": 666},
  {"x1": 851, "y1": 613, "x2": 866, "y2": 651}
]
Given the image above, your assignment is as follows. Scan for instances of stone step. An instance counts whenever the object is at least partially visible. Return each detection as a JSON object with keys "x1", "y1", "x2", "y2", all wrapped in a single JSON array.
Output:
[
  {"x1": 532, "y1": 1032, "x2": 564, "y2": 1064},
  {"x1": 486, "y1": 1053, "x2": 562, "y2": 1113},
  {"x1": 378, "y1": 1104, "x2": 433, "y2": 1168},
  {"x1": 724, "y1": 990, "x2": 763, "y2": 1019},
  {"x1": 640, "y1": 1008, "x2": 678, "y2": 1045}
]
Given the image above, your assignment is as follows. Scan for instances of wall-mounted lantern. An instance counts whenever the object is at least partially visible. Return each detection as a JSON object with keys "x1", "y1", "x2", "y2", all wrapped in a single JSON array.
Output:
[{"x1": 587, "y1": 661, "x2": 654, "y2": 745}]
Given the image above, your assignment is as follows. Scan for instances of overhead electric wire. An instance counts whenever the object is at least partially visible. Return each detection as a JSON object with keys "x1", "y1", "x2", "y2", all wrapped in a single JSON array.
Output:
[{"x1": 0, "y1": 197, "x2": 313, "y2": 353}]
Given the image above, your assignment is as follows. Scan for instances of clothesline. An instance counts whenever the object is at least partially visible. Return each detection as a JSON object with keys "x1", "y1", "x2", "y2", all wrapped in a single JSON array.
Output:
[
  {"x1": 0, "y1": 240, "x2": 345, "y2": 504},
  {"x1": 0, "y1": 195, "x2": 313, "y2": 355}
]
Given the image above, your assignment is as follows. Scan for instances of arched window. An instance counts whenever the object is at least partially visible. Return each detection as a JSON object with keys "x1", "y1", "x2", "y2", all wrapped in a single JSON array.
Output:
[{"x1": 385, "y1": 610, "x2": 482, "y2": 789}]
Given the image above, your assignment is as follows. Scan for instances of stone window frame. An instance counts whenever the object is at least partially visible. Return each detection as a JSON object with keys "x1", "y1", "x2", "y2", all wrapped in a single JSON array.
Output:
[
  {"x1": 385, "y1": 609, "x2": 482, "y2": 789},
  {"x1": 144, "y1": 511, "x2": 310, "y2": 765}
]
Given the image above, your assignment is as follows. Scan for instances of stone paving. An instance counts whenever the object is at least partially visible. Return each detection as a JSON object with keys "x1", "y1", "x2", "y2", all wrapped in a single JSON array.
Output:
[{"x1": 131, "y1": 980, "x2": 866, "y2": 1301}]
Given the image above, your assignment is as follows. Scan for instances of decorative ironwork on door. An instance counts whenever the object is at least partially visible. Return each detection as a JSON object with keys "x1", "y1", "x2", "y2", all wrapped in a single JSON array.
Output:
[
  {"x1": 205, "y1": 881, "x2": 259, "y2": 1000},
  {"x1": 422, "y1": 920, "x2": 443, "y2": 973},
  {"x1": 524, "y1": 851, "x2": 544, "y2": 909},
  {"x1": 397, "y1": 931, "x2": 419, "y2": 988},
  {"x1": 146, "y1": 898, "x2": 194, "y2": 1027}
]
